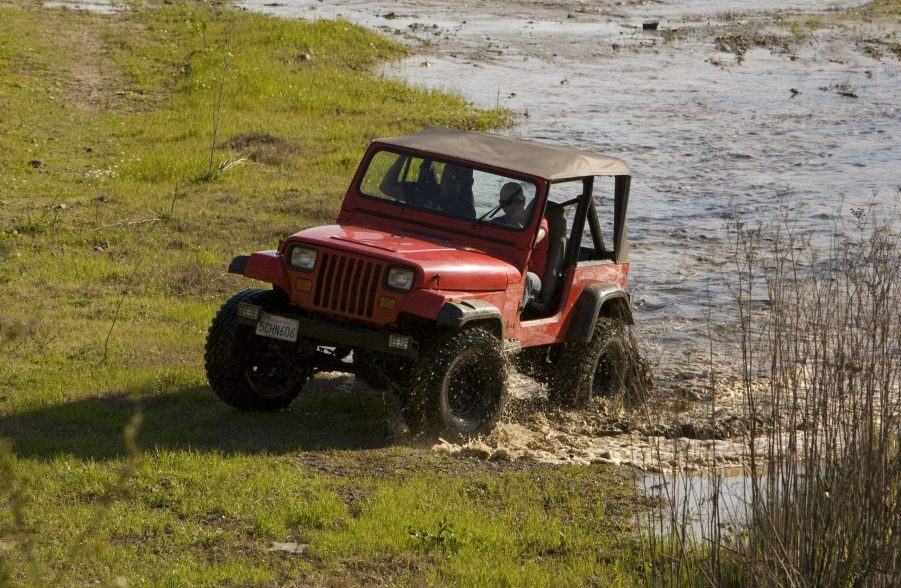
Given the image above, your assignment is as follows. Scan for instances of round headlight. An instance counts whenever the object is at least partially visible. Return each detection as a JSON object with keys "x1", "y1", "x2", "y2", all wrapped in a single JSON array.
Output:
[
  {"x1": 386, "y1": 266, "x2": 415, "y2": 292},
  {"x1": 289, "y1": 246, "x2": 317, "y2": 271}
]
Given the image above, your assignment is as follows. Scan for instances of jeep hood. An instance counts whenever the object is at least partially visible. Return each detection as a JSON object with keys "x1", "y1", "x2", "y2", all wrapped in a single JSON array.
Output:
[{"x1": 288, "y1": 225, "x2": 519, "y2": 291}]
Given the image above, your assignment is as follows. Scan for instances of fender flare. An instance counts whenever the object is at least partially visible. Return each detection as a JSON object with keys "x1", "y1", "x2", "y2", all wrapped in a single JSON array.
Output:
[
  {"x1": 228, "y1": 255, "x2": 249, "y2": 274},
  {"x1": 228, "y1": 251, "x2": 290, "y2": 292},
  {"x1": 436, "y1": 299, "x2": 504, "y2": 333},
  {"x1": 566, "y1": 283, "x2": 634, "y2": 343}
]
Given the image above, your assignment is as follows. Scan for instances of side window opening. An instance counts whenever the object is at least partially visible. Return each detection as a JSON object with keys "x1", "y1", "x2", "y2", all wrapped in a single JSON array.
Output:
[
  {"x1": 525, "y1": 179, "x2": 584, "y2": 316},
  {"x1": 546, "y1": 179, "x2": 582, "y2": 225},
  {"x1": 578, "y1": 176, "x2": 615, "y2": 262},
  {"x1": 545, "y1": 179, "x2": 583, "y2": 260}
]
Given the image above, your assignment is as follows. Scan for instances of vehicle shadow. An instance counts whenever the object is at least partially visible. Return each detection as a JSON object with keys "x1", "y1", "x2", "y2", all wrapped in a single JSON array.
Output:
[{"x1": 0, "y1": 374, "x2": 406, "y2": 461}]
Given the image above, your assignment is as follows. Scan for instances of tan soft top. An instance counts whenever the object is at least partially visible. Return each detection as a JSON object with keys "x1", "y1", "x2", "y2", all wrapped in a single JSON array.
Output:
[{"x1": 374, "y1": 126, "x2": 630, "y2": 180}]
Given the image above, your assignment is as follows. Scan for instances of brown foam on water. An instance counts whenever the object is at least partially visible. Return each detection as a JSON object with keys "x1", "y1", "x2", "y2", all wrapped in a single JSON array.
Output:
[
  {"x1": 432, "y1": 419, "x2": 756, "y2": 471},
  {"x1": 430, "y1": 369, "x2": 780, "y2": 471}
]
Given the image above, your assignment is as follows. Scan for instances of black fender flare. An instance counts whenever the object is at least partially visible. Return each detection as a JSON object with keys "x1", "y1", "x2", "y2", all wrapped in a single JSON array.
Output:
[
  {"x1": 226, "y1": 251, "x2": 290, "y2": 291},
  {"x1": 228, "y1": 255, "x2": 249, "y2": 274},
  {"x1": 566, "y1": 283, "x2": 634, "y2": 343},
  {"x1": 436, "y1": 299, "x2": 504, "y2": 334}
]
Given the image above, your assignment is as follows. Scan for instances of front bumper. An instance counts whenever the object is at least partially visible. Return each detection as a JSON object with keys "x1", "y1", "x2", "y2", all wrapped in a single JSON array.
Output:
[{"x1": 237, "y1": 304, "x2": 419, "y2": 359}]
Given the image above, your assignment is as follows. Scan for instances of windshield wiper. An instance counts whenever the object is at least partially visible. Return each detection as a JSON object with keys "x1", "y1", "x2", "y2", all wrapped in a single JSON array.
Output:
[{"x1": 476, "y1": 204, "x2": 503, "y2": 223}]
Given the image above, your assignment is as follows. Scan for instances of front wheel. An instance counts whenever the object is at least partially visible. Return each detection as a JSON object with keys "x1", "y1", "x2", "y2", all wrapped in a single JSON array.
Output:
[
  {"x1": 205, "y1": 289, "x2": 308, "y2": 411},
  {"x1": 548, "y1": 317, "x2": 650, "y2": 409},
  {"x1": 404, "y1": 328, "x2": 508, "y2": 440}
]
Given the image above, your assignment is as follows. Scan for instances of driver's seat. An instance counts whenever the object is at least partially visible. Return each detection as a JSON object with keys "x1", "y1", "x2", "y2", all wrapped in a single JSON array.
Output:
[{"x1": 528, "y1": 206, "x2": 567, "y2": 314}]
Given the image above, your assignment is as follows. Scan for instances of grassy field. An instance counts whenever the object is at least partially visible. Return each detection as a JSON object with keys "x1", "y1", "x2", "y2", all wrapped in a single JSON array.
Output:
[{"x1": 0, "y1": 1, "x2": 645, "y2": 585}]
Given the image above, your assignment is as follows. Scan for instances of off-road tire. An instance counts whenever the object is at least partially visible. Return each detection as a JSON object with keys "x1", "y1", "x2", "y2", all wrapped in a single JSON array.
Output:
[
  {"x1": 403, "y1": 328, "x2": 507, "y2": 440},
  {"x1": 205, "y1": 288, "x2": 308, "y2": 411},
  {"x1": 548, "y1": 317, "x2": 649, "y2": 409}
]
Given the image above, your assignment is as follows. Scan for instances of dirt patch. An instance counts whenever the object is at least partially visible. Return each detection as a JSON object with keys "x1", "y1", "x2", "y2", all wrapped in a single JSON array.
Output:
[
  {"x1": 295, "y1": 443, "x2": 547, "y2": 480},
  {"x1": 219, "y1": 133, "x2": 298, "y2": 166},
  {"x1": 65, "y1": 28, "x2": 116, "y2": 111},
  {"x1": 167, "y1": 261, "x2": 238, "y2": 298},
  {"x1": 714, "y1": 30, "x2": 792, "y2": 62},
  {"x1": 856, "y1": 35, "x2": 901, "y2": 59},
  {"x1": 323, "y1": 553, "x2": 432, "y2": 588},
  {"x1": 266, "y1": 187, "x2": 341, "y2": 225},
  {"x1": 41, "y1": 12, "x2": 136, "y2": 112},
  {"x1": 0, "y1": 318, "x2": 35, "y2": 347}
]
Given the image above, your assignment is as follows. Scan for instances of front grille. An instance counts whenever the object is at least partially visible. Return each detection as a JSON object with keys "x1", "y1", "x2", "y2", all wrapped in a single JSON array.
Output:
[{"x1": 314, "y1": 253, "x2": 383, "y2": 318}]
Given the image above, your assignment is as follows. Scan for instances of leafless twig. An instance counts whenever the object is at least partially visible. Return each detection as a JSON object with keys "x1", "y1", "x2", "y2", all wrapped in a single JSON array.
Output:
[
  {"x1": 103, "y1": 258, "x2": 143, "y2": 362},
  {"x1": 91, "y1": 217, "x2": 160, "y2": 232}
]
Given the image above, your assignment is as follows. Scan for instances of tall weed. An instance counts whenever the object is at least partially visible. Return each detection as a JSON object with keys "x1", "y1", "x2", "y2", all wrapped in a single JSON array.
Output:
[{"x1": 645, "y1": 204, "x2": 900, "y2": 586}]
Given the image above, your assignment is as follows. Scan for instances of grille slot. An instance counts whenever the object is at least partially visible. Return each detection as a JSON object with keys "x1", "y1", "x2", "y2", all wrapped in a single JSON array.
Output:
[{"x1": 314, "y1": 253, "x2": 382, "y2": 318}]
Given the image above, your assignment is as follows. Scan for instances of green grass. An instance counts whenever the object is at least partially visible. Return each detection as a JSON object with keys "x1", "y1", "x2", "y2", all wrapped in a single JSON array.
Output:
[
  {"x1": 1, "y1": 376, "x2": 643, "y2": 585},
  {"x1": 787, "y1": 17, "x2": 820, "y2": 41},
  {"x1": 858, "y1": 0, "x2": 901, "y2": 16},
  {"x1": 0, "y1": 1, "x2": 644, "y2": 585}
]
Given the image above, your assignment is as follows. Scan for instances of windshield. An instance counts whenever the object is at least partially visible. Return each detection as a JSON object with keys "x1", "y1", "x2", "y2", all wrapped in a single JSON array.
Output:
[{"x1": 358, "y1": 149, "x2": 540, "y2": 230}]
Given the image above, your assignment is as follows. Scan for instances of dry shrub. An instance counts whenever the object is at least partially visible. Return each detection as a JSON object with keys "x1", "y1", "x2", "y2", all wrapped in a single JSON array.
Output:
[
  {"x1": 730, "y1": 209, "x2": 901, "y2": 586},
  {"x1": 219, "y1": 133, "x2": 297, "y2": 166},
  {"x1": 0, "y1": 318, "x2": 34, "y2": 348},
  {"x1": 168, "y1": 262, "x2": 237, "y2": 298},
  {"x1": 644, "y1": 205, "x2": 900, "y2": 586}
]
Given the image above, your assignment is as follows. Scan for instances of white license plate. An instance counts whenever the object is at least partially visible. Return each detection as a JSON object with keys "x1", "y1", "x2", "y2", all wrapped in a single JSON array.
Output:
[{"x1": 255, "y1": 312, "x2": 299, "y2": 342}]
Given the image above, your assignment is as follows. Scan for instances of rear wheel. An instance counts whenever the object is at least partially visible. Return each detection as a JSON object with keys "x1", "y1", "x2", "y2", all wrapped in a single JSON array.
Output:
[
  {"x1": 205, "y1": 289, "x2": 309, "y2": 411},
  {"x1": 548, "y1": 317, "x2": 650, "y2": 409},
  {"x1": 403, "y1": 328, "x2": 508, "y2": 440}
]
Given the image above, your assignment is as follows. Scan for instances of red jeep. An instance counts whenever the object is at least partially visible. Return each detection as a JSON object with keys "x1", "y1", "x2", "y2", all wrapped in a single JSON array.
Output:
[{"x1": 205, "y1": 127, "x2": 639, "y2": 439}]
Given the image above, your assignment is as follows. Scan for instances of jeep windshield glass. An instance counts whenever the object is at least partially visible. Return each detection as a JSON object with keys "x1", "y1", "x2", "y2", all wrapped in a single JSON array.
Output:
[{"x1": 358, "y1": 149, "x2": 539, "y2": 230}]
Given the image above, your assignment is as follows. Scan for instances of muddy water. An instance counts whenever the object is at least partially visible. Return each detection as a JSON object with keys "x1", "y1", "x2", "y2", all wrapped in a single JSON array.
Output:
[
  {"x1": 241, "y1": 0, "x2": 900, "y2": 467},
  {"x1": 43, "y1": 0, "x2": 123, "y2": 13},
  {"x1": 639, "y1": 469, "x2": 761, "y2": 537}
]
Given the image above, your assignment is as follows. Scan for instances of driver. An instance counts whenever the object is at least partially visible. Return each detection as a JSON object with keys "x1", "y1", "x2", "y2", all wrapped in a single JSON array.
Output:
[
  {"x1": 495, "y1": 183, "x2": 547, "y2": 309},
  {"x1": 495, "y1": 182, "x2": 529, "y2": 228}
]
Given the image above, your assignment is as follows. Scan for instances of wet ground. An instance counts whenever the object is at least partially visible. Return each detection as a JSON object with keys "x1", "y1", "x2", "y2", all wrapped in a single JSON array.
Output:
[{"x1": 235, "y1": 0, "x2": 900, "y2": 468}]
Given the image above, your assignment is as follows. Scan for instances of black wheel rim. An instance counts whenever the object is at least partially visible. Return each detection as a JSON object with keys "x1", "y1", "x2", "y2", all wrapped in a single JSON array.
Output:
[
  {"x1": 593, "y1": 340, "x2": 626, "y2": 398},
  {"x1": 243, "y1": 337, "x2": 304, "y2": 398},
  {"x1": 446, "y1": 360, "x2": 486, "y2": 419}
]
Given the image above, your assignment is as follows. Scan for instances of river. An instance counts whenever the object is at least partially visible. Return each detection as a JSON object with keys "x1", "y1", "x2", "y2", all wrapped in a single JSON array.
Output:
[{"x1": 240, "y1": 0, "x2": 898, "y2": 360}]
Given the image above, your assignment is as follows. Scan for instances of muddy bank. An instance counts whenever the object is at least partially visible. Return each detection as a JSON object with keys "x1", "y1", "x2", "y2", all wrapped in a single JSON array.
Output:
[
  {"x1": 431, "y1": 367, "x2": 773, "y2": 471},
  {"x1": 316, "y1": 366, "x2": 778, "y2": 472}
]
